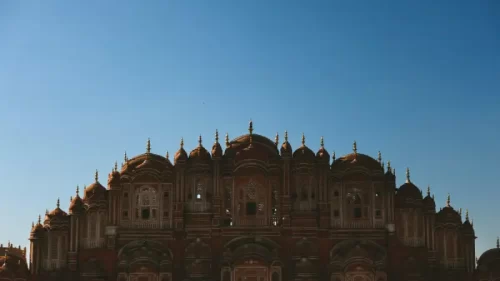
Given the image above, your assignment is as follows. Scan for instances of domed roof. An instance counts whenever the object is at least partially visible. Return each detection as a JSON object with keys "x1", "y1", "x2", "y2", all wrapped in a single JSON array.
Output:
[
  {"x1": 30, "y1": 216, "x2": 45, "y2": 238},
  {"x1": 174, "y1": 138, "x2": 188, "y2": 164},
  {"x1": 188, "y1": 136, "x2": 212, "y2": 163},
  {"x1": 69, "y1": 186, "x2": 85, "y2": 214},
  {"x1": 48, "y1": 199, "x2": 68, "y2": 217},
  {"x1": 331, "y1": 142, "x2": 384, "y2": 172},
  {"x1": 397, "y1": 168, "x2": 423, "y2": 201},
  {"x1": 211, "y1": 130, "x2": 223, "y2": 158},
  {"x1": 108, "y1": 162, "x2": 121, "y2": 186},
  {"x1": 293, "y1": 134, "x2": 316, "y2": 163},
  {"x1": 230, "y1": 134, "x2": 280, "y2": 156},
  {"x1": 436, "y1": 196, "x2": 462, "y2": 224},
  {"x1": 84, "y1": 171, "x2": 107, "y2": 203},
  {"x1": 316, "y1": 137, "x2": 330, "y2": 163},
  {"x1": 477, "y1": 241, "x2": 500, "y2": 272},
  {"x1": 422, "y1": 186, "x2": 436, "y2": 211}
]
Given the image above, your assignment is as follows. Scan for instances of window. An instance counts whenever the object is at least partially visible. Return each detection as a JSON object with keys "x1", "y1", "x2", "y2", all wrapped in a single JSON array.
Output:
[
  {"x1": 334, "y1": 210, "x2": 339, "y2": 217},
  {"x1": 375, "y1": 209, "x2": 382, "y2": 218},
  {"x1": 196, "y1": 193, "x2": 201, "y2": 199},
  {"x1": 136, "y1": 186, "x2": 158, "y2": 221},
  {"x1": 246, "y1": 202, "x2": 257, "y2": 215},
  {"x1": 164, "y1": 192, "x2": 169, "y2": 198},
  {"x1": 124, "y1": 192, "x2": 128, "y2": 198},
  {"x1": 163, "y1": 211, "x2": 169, "y2": 217},
  {"x1": 375, "y1": 191, "x2": 380, "y2": 197},
  {"x1": 122, "y1": 211, "x2": 128, "y2": 218},
  {"x1": 141, "y1": 208, "x2": 150, "y2": 220},
  {"x1": 334, "y1": 191, "x2": 339, "y2": 197},
  {"x1": 354, "y1": 208, "x2": 362, "y2": 219}
]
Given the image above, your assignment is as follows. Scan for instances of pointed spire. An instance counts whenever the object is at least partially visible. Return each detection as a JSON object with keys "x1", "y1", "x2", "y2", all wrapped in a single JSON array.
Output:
[
  {"x1": 56, "y1": 198, "x2": 60, "y2": 208},
  {"x1": 124, "y1": 151, "x2": 128, "y2": 163},
  {"x1": 95, "y1": 169, "x2": 99, "y2": 182},
  {"x1": 497, "y1": 237, "x2": 499, "y2": 248},
  {"x1": 114, "y1": 161, "x2": 118, "y2": 172},
  {"x1": 180, "y1": 137, "x2": 184, "y2": 148},
  {"x1": 275, "y1": 133, "x2": 279, "y2": 146},
  {"x1": 427, "y1": 185, "x2": 431, "y2": 197},
  {"x1": 405, "y1": 167, "x2": 411, "y2": 183},
  {"x1": 146, "y1": 138, "x2": 151, "y2": 153},
  {"x1": 38, "y1": 215, "x2": 41, "y2": 224},
  {"x1": 166, "y1": 151, "x2": 169, "y2": 160},
  {"x1": 393, "y1": 168, "x2": 396, "y2": 175},
  {"x1": 353, "y1": 141, "x2": 357, "y2": 154},
  {"x1": 284, "y1": 131, "x2": 288, "y2": 142},
  {"x1": 320, "y1": 136, "x2": 324, "y2": 148},
  {"x1": 465, "y1": 209, "x2": 469, "y2": 221},
  {"x1": 301, "y1": 133, "x2": 305, "y2": 146},
  {"x1": 215, "y1": 129, "x2": 219, "y2": 144},
  {"x1": 198, "y1": 135, "x2": 202, "y2": 147},
  {"x1": 387, "y1": 161, "x2": 391, "y2": 173},
  {"x1": 225, "y1": 133, "x2": 230, "y2": 148},
  {"x1": 76, "y1": 185, "x2": 80, "y2": 197},
  {"x1": 446, "y1": 193, "x2": 451, "y2": 207},
  {"x1": 332, "y1": 151, "x2": 336, "y2": 161},
  {"x1": 248, "y1": 120, "x2": 253, "y2": 135}
]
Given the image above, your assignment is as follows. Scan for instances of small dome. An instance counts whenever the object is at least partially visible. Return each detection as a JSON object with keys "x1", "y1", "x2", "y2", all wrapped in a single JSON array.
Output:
[
  {"x1": 293, "y1": 134, "x2": 315, "y2": 163},
  {"x1": 280, "y1": 131, "x2": 292, "y2": 156},
  {"x1": 332, "y1": 153, "x2": 384, "y2": 172},
  {"x1": 422, "y1": 186, "x2": 436, "y2": 211},
  {"x1": 462, "y1": 219, "x2": 474, "y2": 234},
  {"x1": 211, "y1": 130, "x2": 223, "y2": 158},
  {"x1": 69, "y1": 187, "x2": 85, "y2": 214},
  {"x1": 316, "y1": 137, "x2": 330, "y2": 163},
  {"x1": 84, "y1": 171, "x2": 107, "y2": 203},
  {"x1": 189, "y1": 136, "x2": 212, "y2": 164},
  {"x1": 477, "y1": 243, "x2": 500, "y2": 272},
  {"x1": 108, "y1": 163, "x2": 121, "y2": 186},
  {"x1": 30, "y1": 218, "x2": 45, "y2": 239},
  {"x1": 397, "y1": 169, "x2": 423, "y2": 201},
  {"x1": 436, "y1": 206, "x2": 462, "y2": 224},
  {"x1": 174, "y1": 138, "x2": 188, "y2": 164},
  {"x1": 48, "y1": 199, "x2": 68, "y2": 217}
]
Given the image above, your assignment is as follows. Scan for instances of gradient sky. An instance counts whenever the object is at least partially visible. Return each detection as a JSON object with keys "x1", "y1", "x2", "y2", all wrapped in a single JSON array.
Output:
[{"x1": 0, "y1": 1, "x2": 499, "y2": 258}]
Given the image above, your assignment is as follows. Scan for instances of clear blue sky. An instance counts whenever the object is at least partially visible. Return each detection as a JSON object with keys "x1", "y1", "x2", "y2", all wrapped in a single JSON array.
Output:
[{"x1": 0, "y1": 1, "x2": 498, "y2": 257}]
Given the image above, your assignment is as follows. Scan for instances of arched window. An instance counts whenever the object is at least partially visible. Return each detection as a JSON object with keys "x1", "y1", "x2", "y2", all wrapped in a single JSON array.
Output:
[{"x1": 136, "y1": 187, "x2": 158, "y2": 220}]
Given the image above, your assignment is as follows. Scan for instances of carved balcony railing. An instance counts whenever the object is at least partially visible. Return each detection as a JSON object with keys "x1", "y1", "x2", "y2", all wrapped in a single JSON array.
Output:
[
  {"x1": 343, "y1": 220, "x2": 372, "y2": 229},
  {"x1": 81, "y1": 238, "x2": 106, "y2": 249},
  {"x1": 235, "y1": 218, "x2": 267, "y2": 226},
  {"x1": 120, "y1": 221, "x2": 161, "y2": 229},
  {"x1": 403, "y1": 237, "x2": 425, "y2": 247}
]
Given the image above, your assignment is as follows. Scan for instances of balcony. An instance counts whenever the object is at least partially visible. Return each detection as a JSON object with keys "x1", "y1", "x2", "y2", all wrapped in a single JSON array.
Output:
[
  {"x1": 343, "y1": 220, "x2": 372, "y2": 229},
  {"x1": 403, "y1": 237, "x2": 425, "y2": 247},
  {"x1": 120, "y1": 221, "x2": 161, "y2": 229},
  {"x1": 82, "y1": 238, "x2": 106, "y2": 249}
]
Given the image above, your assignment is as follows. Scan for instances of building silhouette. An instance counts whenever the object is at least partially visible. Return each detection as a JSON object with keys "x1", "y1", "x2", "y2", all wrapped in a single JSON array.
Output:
[{"x1": 2, "y1": 122, "x2": 497, "y2": 281}]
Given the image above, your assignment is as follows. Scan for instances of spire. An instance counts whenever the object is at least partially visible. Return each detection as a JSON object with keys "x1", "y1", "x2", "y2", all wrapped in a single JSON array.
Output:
[
  {"x1": 332, "y1": 151, "x2": 336, "y2": 161},
  {"x1": 198, "y1": 135, "x2": 202, "y2": 147},
  {"x1": 225, "y1": 133, "x2": 230, "y2": 148},
  {"x1": 284, "y1": 131, "x2": 288, "y2": 142},
  {"x1": 446, "y1": 193, "x2": 451, "y2": 207},
  {"x1": 56, "y1": 198, "x2": 60, "y2": 208},
  {"x1": 146, "y1": 138, "x2": 151, "y2": 154},
  {"x1": 377, "y1": 151, "x2": 382, "y2": 164},
  {"x1": 301, "y1": 133, "x2": 305, "y2": 146},
  {"x1": 353, "y1": 141, "x2": 357, "y2": 154},
  {"x1": 38, "y1": 215, "x2": 41, "y2": 224},
  {"x1": 320, "y1": 136, "x2": 324, "y2": 148},
  {"x1": 248, "y1": 120, "x2": 253, "y2": 135},
  {"x1": 275, "y1": 133, "x2": 279, "y2": 146},
  {"x1": 465, "y1": 209, "x2": 469, "y2": 221},
  {"x1": 215, "y1": 129, "x2": 219, "y2": 144},
  {"x1": 406, "y1": 167, "x2": 411, "y2": 183},
  {"x1": 124, "y1": 151, "x2": 128, "y2": 163},
  {"x1": 497, "y1": 237, "x2": 499, "y2": 248},
  {"x1": 70, "y1": 196, "x2": 73, "y2": 202},
  {"x1": 393, "y1": 168, "x2": 396, "y2": 175},
  {"x1": 76, "y1": 185, "x2": 80, "y2": 197},
  {"x1": 387, "y1": 161, "x2": 391, "y2": 173},
  {"x1": 180, "y1": 137, "x2": 184, "y2": 148},
  {"x1": 95, "y1": 170, "x2": 99, "y2": 182},
  {"x1": 114, "y1": 161, "x2": 118, "y2": 172},
  {"x1": 166, "y1": 151, "x2": 169, "y2": 160},
  {"x1": 427, "y1": 185, "x2": 431, "y2": 197}
]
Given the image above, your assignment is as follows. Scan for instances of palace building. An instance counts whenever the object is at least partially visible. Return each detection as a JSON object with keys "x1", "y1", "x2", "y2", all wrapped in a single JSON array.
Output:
[{"x1": 4, "y1": 121, "x2": 498, "y2": 281}]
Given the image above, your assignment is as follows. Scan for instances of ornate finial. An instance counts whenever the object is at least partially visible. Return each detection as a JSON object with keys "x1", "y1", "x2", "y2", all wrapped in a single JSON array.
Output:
[
  {"x1": 76, "y1": 185, "x2": 80, "y2": 196},
  {"x1": 377, "y1": 151, "x2": 382, "y2": 164},
  {"x1": 406, "y1": 167, "x2": 410, "y2": 183},
  {"x1": 332, "y1": 151, "x2": 336, "y2": 161},
  {"x1": 275, "y1": 133, "x2": 279, "y2": 146},
  {"x1": 114, "y1": 161, "x2": 118, "y2": 172},
  {"x1": 180, "y1": 137, "x2": 184, "y2": 148},
  {"x1": 70, "y1": 196, "x2": 73, "y2": 202},
  {"x1": 427, "y1": 185, "x2": 430, "y2": 197},
  {"x1": 387, "y1": 161, "x2": 391, "y2": 173},
  {"x1": 56, "y1": 198, "x2": 60, "y2": 208},
  {"x1": 166, "y1": 151, "x2": 169, "y2": 160},
  {"x1": 284, "y1": 131, "x2": 288, "y2": 142},
  {"x1": 198, "y1": 135, "x2": 202, "y2": 147},
  {"x1": 249, "y1": 120, "x2": 253, "y2": 135},
  {"x1": 465, "y1": 209, "x2": 469, "y2": 221},
  {"x1": 146, "y1": 138, "x2": 151, "y2": 153},
  {"x1": 124, "y1": 151, "x2": 128, "y2": 163},
  {"x1": 95, "y1": 170, "x2": 99, "y2": 182},
  {"x1": 320, "y1": 136, "x2": 324, "y2": 148},
  {"x1": 301, "y1": 133, "x2": 305, "y2": 146},
  {"x1": 215, "y1": 129, "x2": 219, "y2": 144},
  {"x1": 38, "y1": 215, "x2": 41, "y2": 224},
  {"x1": 446, "y1": 193, "x2": 451, "y2": 207},
  {"x1": 353, "y1": 141, "x2": 357, "y2": 154},
  {"x1": 225, "y1": 133, "x2": 230, "y2": 148},
  {"x1": 497, "y1": 237, "x2": 499, "y2": 248}
]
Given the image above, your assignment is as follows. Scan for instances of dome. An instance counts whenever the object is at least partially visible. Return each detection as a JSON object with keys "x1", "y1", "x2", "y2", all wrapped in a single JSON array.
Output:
[
  {"x1": 188, "y1": 136, "x2": 212, "y2": 164},
  {"x1": 397, "y1": 169, "x2": 423, "y2": 202},
  {"x1": 293, "y1": 134, "x2": 315, "y2": 163},
  {"x1": 48, "y1": 199, "x2": 68, "y2": 217},
  {"x1": 316, "y1": 137, "x2": 330, "y2": 163},
  {"x1": 84, "y1": 171, "x2": 107, "y2": 203},
  {"x1": 477, "y1": 242, "x2": 500, "y2": 272},
  {"x1": 422, "y1": 186, "x2": 436, "y2": 211},
  {"x1": 30, "y1": 217, "x2": 45, "y2": 239},
  {"x1": 108, "y1": 162, "x2": 121, "y2": 186},
  {"x1": 462, "y1": 220, "x2": 474, "y2": 234},
  {"x1": 230, "y1": 134, "x2": 280, "y2": 156},
  {"x1": 436, "y1": 201, "x2": 462, "y2": 224},
  {"x1": 174, "y1": 138, "x2": 188, "y2": 164},
  {"x1": 69, "y1": 186, "x2": 85, "y2": 214},
  {"x1": 212, "y1": 131, "x2": 223, "y2": 158},
  {"x1": 332, "y1": 153, "x2": 384, "y2": 172}
]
